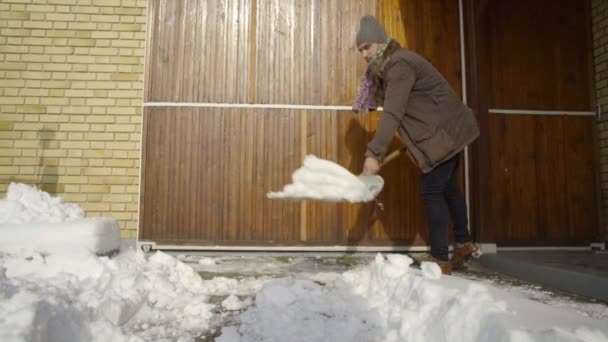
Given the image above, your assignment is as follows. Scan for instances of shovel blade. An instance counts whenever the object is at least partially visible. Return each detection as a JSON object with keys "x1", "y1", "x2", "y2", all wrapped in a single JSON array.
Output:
[{"x1": 357, "y1": 175, "x2": 384, "y2": 199}]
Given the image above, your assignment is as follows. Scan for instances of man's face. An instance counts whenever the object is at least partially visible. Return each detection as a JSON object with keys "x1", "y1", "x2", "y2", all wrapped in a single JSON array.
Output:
[{"x1": 358, "y1": 42, "x2": 380, "y2": 63}]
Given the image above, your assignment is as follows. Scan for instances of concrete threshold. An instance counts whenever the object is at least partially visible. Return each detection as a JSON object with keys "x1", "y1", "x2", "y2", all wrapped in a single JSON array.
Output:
[{"x1": 477, "y1": 251, "x2": 608, "y2": 303}]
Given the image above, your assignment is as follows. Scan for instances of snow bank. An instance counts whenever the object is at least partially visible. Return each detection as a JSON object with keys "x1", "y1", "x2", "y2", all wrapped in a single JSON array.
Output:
[
  {"x1": 0, "y1": 183, "x2": 120, "y2": 256},
  {"x1": 0, "y1": 182, "x2": 83, "y2": 224},
  {"x1": 2, "y1": 183, "x2": 607, "y2": 342},
  {"x1": 0, "y1": 247, "x2": 218, "y2": 342},
  {"x1": 267, "y1": 155, "x2": 384, "y2": 202},
  {"x1": 0, "y1": 218, "x2": 120, "y2": 256}
]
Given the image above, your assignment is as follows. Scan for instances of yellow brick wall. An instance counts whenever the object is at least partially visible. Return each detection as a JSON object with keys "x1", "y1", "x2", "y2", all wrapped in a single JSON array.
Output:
[{"x1": 0, "y1": 0, "x2": 147, "y2": 239}]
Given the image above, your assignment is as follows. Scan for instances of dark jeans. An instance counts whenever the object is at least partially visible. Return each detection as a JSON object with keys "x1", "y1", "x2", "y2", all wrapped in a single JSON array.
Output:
[{"x1": 421, "y1": 154, "x2": 471, "y2": 261}]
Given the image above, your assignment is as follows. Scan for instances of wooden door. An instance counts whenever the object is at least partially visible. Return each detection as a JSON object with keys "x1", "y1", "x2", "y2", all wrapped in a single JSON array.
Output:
[
  {"x1": 465, "y1": 0, "x2": 601, "y2": 246},
  {"x1": 139, "y1": 0, "x2": 465, "y2": 247}
]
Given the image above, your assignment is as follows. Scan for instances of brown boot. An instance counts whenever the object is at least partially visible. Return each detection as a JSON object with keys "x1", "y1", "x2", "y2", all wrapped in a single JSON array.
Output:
[
  {"x1": 417, "y1": 254, "x2": 452, "y2": 275},
  {"x1": 451, "y1": 242, "x2": 481, "y2": 269}
]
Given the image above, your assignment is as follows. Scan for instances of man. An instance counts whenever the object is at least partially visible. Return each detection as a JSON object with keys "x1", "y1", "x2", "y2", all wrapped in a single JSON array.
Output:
[{"x1": 353, "y1": 16, "x2": 480, "y2": 274}]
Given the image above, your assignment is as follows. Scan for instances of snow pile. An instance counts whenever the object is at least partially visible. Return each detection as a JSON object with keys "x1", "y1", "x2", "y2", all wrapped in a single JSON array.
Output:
[
  {"x1": 267, "y1": 155, "x2": 384, "y2": 202},
  {"x1": 0, "y1": 246, "x2": 218, "y2": 342},
  {"x1": 0, "y1": 182, "x2": 83, "y2": 224},
  {"x1": 0, "y1": 183, "x2": 119, "y2": 256},
  {"x1": 219, "y1": 254, "x2": 608, "y2": 342},
  {"x1": 0, "y1": 218, "x2": 121, "y2": 256},
  {"x1": 2, "y1": 183, "x2": 608, "y2": 342}
]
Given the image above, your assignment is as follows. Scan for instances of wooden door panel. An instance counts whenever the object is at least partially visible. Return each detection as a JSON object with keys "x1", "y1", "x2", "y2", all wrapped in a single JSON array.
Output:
[
  {"x1": 488, "y1": 0, "x2": 592, "y2": 110},
  {"x1": 141, "y1": 0, "x2": 466, "y2": 247},
  {"x1": 140, "y1": 107, "x2": 303, "y2": 244},
  {"x1": 473, "y1": 0, "x2": 599, "y2": 245},
  {"x1": 486, "y1": 115, "x2": 539, "y2": 244},
  {"x1": 483, "y1": 114, "x2": 598, "y2": 245},
  {"x1": 140, "y1": 108, "x2": 431, "y2": 245}
]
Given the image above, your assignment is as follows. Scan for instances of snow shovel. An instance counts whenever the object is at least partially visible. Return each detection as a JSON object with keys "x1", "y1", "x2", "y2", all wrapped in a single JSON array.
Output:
[
  {"x1": 267, "y1": 147, "x2": 405, "y2": 203},
  {"x1": 356, "y1": 147, "x2": 405, "y2": 200}
]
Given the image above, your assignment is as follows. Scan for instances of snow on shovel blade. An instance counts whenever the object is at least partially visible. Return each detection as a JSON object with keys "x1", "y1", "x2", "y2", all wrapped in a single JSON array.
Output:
[
  {"x1": 267, "y1": 174, "x2": 384, "y2": 203},
  {"x1": 266, "y1": 155, "x2": 386, "y2": 202}
]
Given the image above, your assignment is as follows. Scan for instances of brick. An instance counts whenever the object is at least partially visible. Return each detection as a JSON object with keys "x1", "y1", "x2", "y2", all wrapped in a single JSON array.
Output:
[
  {"x1": 0, "y1": 12, "x2": 30, "y2": 20},
  {"x1": 85, "y1": 168, "x2": 112, "y2": 176},
  {"x1": 114, "y1": 7, "x2": 143, "y2": 15},
  {"x1": 26, "y1": 4, "x2": 55, "y2": 12},
  {"x1": 37, "y1": 149, "x2": 67, "y2": 158},
  {"x1": 46, "y1": 13, "x2": 75, "y2": 21},
  {"x1": 13, "y1": 157, "x2": 41, "y2": 166},
  {"x1": 89, "y1": 47, "x2": 118, "y2": 56},
  {"x1": 21, "y1": 54, "x2": 52, "y2": 62},
  {"x1": 0, "y1": 63, "x2": 27, "y2": 70},
  {"x1": 1, "y1": 28, "x2": 31, "y2": 36},
  {"x1": 81, "y1": 184, "x2": 110, "y2": 193},
  {"x1": 0, "y1": 131, "x2": 22, "y2": 140},
  {"x1": 72, "y1": 6, "x2": 98, "y2": 14},
  {"x1": 43, "y1": 63, "x2": 72, "y2": 72},
  {"x1": 67, "y1": 72, "x2": 96, "y2": 81},
  {"x1": 65, "y1": 89, "x2": 95, "y2": 97},
  {"x1": 107, "y1": 159, "x2": 133, "y2": 167},
  {"x1": 21, "y1": 71, "x2": 51, "y2": 79},
  {"x1": 40, "y1": 97, "x2": 69, "y2": 105},
  {"x1": 59, "y1": 123, "x2": 89, "y2": 131},
  {"x1": 102, "y1": 193, "x2": 133, "y2": 203},
  {"x1": 84, "y1": 132, "x2": 114, "y2": 141},
  {"x1": 68, "y1": 22, "x2": 97, "y2": 30},
  {"x1": 49, "y1": 89, "x2": 65, "y2": 97},
  {"x1": 2, "y1": 79, "x2": 26, "y2": 87},
  {"x1": 48, "y1": 0, "x2": 77, "y2": 5},
  {"x1": 110, "y1": 56, "x2": 140, "y2": 64},
  {"x1": 112, "y1": 23, "x2": 141, "y2": 31},
  {"x1": 105, "y1": 124, "x2": 135, "y2": 133},
  {"x1": 40, "y1": 80, "x2": 71, "y2": 88},
  {"x1": 81, "y1": 202, "x2": 110, "y2": 211},
  {"x1": 18, "y1": 167, "x2": 38, "y2": 175},
  {"x1": 0, "y1": 166, "x2": 19, "y2": 175},
  {"x1": 19, "y1": 88, "x2": 49, "y2": 96},
  {"x1": 0, "y1": 45, "x2": 29, "y2": 53},
  {"x1": 110, "y1": 73, "x2": 139, "y2": 81},
  {"x1": 68, "y1": 38, "x2": 95, "y2": 47},
  {"x1": 0, "y1": 97, "x2": 24, "y2": 105}
]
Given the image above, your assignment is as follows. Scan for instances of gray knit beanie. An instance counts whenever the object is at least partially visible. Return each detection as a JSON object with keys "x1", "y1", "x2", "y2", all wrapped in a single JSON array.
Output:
[{"x1": 356, "y1": 16, "x2": 387, "y2": 47}]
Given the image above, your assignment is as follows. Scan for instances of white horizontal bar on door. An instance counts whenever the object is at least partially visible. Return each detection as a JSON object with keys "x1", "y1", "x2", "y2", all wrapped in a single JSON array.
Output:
[
  {"x1": 497, "y1": 246, "x2": 591, "y2": 251},
  {"x1": 489, "y1": 108, "x2": 595, "y2": 116},
  {"x1": 138, "y1": 242, "x2": 429, "y2": 252},
  {"x1": 143, "y1": 102, "x2": 376, "y2": 111}
]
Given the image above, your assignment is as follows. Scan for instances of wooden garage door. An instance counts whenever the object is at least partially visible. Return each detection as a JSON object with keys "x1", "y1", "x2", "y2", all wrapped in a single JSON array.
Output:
[
  {"x1": 139, "y1": 0, "x2": 464, "y2": 246},
  {"x1": 466, "y1": 0, "x2": 601, "y2": 246}
]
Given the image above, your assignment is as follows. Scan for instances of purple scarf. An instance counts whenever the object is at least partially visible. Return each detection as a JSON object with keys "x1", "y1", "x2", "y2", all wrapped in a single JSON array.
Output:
[
  {"x1": 352, "y1": 38, "x2": 392, "y2": 113},
  {"x1": 352, "y1": 70, "x2": 376, "y2": 113}
]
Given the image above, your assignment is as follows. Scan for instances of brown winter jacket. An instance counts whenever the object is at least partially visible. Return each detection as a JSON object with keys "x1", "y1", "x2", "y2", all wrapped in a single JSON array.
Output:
[{"x1": 366, "y1": 48, "x2": 479, "y2": 173}]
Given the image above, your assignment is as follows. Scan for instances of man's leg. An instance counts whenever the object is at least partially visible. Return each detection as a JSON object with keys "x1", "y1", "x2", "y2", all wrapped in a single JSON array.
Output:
[
  {"x1": 421, "y1": 156, "x2": 458, "y2": 261},
  {"x1": 444, "y1": 155, "x2": 471, "y2": 244}
]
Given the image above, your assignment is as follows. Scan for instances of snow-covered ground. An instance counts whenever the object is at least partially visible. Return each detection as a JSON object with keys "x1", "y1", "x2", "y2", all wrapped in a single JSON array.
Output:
[{"x1": 1, "y1": 183, "x2": 607, "y2": 342}]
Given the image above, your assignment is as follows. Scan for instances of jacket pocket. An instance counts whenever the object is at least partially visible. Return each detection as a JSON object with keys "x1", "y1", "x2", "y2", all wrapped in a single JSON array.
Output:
[{"x1": 416, "y1": 129, "x2": 455, "y2": 165}]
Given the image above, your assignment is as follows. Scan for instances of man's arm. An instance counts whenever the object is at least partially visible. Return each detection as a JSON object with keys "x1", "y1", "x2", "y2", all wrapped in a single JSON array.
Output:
[{"x1": 365, "y1": 60, "x2": 416, "y2": 161}]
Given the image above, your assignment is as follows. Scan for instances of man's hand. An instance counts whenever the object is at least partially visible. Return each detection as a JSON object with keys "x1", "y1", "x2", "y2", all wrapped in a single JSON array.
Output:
[{"x1": 362, "y1": 156, "x2": 380, "y2": 175}]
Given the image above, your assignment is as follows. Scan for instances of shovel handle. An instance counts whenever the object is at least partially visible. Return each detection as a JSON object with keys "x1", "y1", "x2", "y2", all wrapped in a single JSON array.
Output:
[{"x1": 381, "y1": 147, "x2": 405, "y2": 166}]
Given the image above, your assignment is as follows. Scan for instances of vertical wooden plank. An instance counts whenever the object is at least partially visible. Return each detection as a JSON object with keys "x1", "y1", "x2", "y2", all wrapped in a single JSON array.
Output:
[
  {"x1": 535, "y1": 116, "x2": 568, "y2": 243},
  {"x1": 565, "y1": 116, "x2": 599, "y2": 243}
]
